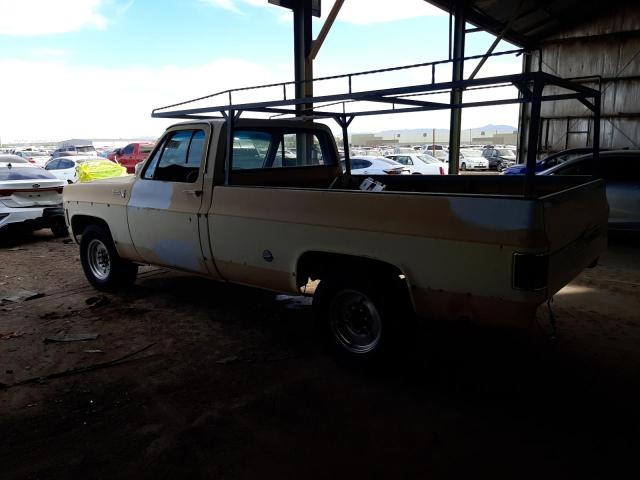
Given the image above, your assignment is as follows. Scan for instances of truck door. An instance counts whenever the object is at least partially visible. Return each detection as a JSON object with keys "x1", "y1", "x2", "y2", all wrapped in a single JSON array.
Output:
[{"x1": 127, "y1": 127, "x2": 211, "y2": 274}]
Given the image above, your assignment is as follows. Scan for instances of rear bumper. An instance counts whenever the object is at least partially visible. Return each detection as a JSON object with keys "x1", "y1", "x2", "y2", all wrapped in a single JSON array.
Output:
[{"x1": 0, "y1": 205, "x2": 64, "y2": 232}]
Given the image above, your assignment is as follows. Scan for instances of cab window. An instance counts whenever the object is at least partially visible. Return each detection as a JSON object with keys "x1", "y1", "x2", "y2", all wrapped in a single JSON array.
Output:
[
  {"x1": 143, "y1": 129, "x2": 204, "y2": 183},
  {"x1": 231, "y1": 129, "x2": 331, "y2": 170}
]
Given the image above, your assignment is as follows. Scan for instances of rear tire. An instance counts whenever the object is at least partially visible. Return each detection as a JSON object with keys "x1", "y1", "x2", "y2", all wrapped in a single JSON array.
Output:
[
  {"x1": 50, "y1": 221, "x2": 69, "y2": 237},
  {"x1": 314, "y1": 276, "x2": 410, "y2": 363},
  {"x1": 80, "y1": 224, "x2": 137, "y2": 292}
]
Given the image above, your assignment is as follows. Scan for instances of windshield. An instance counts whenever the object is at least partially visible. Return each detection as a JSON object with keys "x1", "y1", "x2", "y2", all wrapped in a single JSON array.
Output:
[
  {"x1": 76, "y1": 146, "x2": 96, "y2": 153},
  {"x1": 0, "y1": 167, "x2": 58, "y2": 181},
  {"x1": 497, "y1": 149, "x2": 515, "y2": 156},
  {"x1": 417, "y1": 155, "x2": 440, "y2": 164}
]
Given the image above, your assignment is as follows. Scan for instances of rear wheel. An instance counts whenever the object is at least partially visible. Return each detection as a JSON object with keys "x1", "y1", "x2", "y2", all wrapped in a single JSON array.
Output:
[
  {"x1": 80, "y1": 224, "x2": 137, "y2": 291},
  {"x1": 314, "y1": 276, "x2": 409, "y2": 362},
  {"x1": 50, "y1": 220, "x2": 69, "y2": 237}
]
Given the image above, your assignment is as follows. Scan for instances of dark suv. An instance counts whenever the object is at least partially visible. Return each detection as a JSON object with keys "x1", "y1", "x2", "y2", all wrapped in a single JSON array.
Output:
[{"x1": 481, "y1": 146, "x2": 517, "y2": 171}]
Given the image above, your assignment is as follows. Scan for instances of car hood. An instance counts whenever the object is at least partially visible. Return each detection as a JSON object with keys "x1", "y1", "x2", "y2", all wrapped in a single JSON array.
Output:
[{"x1": 63, "y1": 174, "x2": 135, "y2": 206}]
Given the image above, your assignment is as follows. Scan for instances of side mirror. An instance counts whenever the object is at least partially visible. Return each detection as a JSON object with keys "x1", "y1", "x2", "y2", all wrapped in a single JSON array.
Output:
[{"x1": 134, "y1": 162, "x2": 143, "y2": 176}]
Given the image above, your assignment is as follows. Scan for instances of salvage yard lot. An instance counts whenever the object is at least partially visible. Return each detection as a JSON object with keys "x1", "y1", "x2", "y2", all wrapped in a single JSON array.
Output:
[{"x1": 1, "y1": 230, "x2": 640, "y2": 478}]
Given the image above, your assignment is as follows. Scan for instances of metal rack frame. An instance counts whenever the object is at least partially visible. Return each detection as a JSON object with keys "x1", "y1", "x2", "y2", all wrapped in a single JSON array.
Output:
[{"x1": 151, "y1": 51, "x2": 601, "y2": 197}]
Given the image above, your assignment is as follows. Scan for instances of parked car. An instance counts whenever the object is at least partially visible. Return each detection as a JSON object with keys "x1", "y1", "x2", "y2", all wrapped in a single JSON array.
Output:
[
  {"x1": 0, "y1": 154, "x2": 29, "y2": 164},
  {"x1": 16, "y1": 150, "x2": 51, "y2": 167},
  {"x1": 44, "y1": 156, "x2": 101, "y2": 184},
  {"x1": 459, "y1": 149, "x2": 489, "y2": 170},
  {"x1": 52, "y1": 142, "x2": 98, "y2": 159},
  {"x1": 345, "y1": 156, "x2": 410, "y2": 175},
  {"x1": 0, "y1": 163, "x2": 67, "y2": 236},
  {"x1": 111, "y1": 142, "x2": 156, "y2": 173},
  {"x1": 502, "y1": 148, "x2": 603, "y2": 176},
  {"x1": 423, "y1": 144, "x2": 447, "y2": 154},
  {"x1": 385, "y1": 153, "x2": 447, "y2": 175},
  {"x1": 540, "y1": 150, "x2": 640, "y2": 232},
  {"x1": 392, "y1": 147, "x2": 417, "y2": 155},
  {"x1": 481, "y1": 146, "x2": 517, "y2": 170}
]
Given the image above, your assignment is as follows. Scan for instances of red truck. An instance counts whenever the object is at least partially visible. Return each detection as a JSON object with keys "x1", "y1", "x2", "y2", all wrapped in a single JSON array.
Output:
[{"x1": 109, "y1": 142, "x2": 155, "y2": 173}]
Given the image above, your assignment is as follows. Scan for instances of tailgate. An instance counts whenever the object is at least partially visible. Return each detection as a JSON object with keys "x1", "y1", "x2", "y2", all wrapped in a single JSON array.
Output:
[
  {"x1": 0, "y1": 180, "x2": 63, "y2": 208},
  {"x1": 542, "y1": 178, "x2": 608, "y2": 295}
]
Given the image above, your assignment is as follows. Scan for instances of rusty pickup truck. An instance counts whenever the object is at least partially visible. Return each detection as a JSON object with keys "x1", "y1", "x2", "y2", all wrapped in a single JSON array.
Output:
[{"x1": 63, "y1": 118, "x2": 608, "y2": 360}]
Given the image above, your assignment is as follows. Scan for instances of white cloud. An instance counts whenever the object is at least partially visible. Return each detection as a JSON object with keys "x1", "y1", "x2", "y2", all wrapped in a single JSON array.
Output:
[
  {"x1": 200, "y1": 0, "x2": 445, "y2": 24},
  {"x1": 0, "y1": 0, "x2": 107, "y2": 36},
  {"x1": 0, "y1": 57, "x2": 291, "y2": 142},
  {"x1": 0, "y1": 53, "x2": 522, "y2": 143},
  {"x1": 198, "y1": 0, "x2": 244, "y2": 15}
]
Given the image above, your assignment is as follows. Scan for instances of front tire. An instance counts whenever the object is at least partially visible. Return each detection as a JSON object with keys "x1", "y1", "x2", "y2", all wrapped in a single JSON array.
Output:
[
  {"x1": 460, "y1": 162, "x2": 467, "y2": 171},
  {"x1": 80, "y1": 224, "x2": 137, "y2": 291}
]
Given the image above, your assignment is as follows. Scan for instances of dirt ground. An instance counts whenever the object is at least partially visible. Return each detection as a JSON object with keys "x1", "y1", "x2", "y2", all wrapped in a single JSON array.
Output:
[{"x1": 1, "y1": 229, "x2": 639, "y2": 479}]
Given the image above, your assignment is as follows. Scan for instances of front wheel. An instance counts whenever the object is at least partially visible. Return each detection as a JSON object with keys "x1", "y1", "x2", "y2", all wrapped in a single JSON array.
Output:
[
  {"x1": 460, "y1": 162, "x2": 467, "y2": 171},
  {"x1": 80, "y1": 225, "x2": 137, "y2": 291}
]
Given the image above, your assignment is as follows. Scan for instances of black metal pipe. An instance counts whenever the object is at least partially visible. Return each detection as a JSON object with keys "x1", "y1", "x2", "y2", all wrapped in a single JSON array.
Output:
[
  {"x1": 225, "y1": 109, "x2": 234, "y2": 186},
  {"x1": 592, "y1": 92, "x2": 601, "y2": 178},
  {"x1": 525, "y1": 81, "x2": 543, "y2": 197},
  {"x1": 341, "y1": 117, "x2": 351, "y2": 175},
  {"x1": 448, "y1": 1, "x2": 465, "y2": 175}
]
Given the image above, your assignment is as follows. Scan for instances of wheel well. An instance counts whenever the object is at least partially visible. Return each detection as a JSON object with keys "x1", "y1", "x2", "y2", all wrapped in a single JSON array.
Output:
[
  {"x1": 296, "y1": 251, "x2": 414, "y2": 310},
  {"x1": 70, "y1": 215, "x2": 110, "y2": 240}
]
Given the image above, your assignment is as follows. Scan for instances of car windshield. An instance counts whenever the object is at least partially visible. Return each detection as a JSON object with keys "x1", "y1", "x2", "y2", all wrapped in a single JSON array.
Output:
[
  {"x1": 417, "y1": 155, "x2": 440, "y2": 164},
  {"x1": 0, "y1": 167, "x2": 58, "y2": 180},
  {"x1": 497, "y1": 149, "x2": 514, "y2": 156},
  {"x1": 76, "y1": 146, "x2": 96, "y2": 153}
]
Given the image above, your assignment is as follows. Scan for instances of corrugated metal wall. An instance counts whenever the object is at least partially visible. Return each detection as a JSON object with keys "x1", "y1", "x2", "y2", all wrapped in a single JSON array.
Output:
[{"x1": 519, "y1": 4, "x2": 640, "y2": 157}]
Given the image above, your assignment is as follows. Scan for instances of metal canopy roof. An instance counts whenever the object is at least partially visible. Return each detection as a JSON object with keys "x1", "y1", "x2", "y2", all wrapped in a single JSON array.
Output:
[{"x1": 425, "y1": 0, "x2": 634, "y2": 47}]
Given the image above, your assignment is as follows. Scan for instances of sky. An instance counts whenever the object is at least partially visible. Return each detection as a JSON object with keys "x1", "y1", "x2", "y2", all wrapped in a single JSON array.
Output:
[{"x1": 0, "y1": 0, "x2": 522, "y2": 143}]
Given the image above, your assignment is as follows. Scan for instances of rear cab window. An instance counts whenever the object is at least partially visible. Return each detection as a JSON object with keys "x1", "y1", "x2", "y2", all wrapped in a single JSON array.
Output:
[{"x1": 231, "y1": 129, "x2": 330, "y2": 171}]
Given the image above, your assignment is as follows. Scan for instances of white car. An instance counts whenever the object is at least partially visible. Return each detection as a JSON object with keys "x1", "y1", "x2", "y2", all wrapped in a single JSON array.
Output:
[
  {"x1": 16, "y1": 150, "x2": 51, "y2": 167},
  {"x1": 459, "y1": 149, "x2": 489, "y2": 170},
  {"x1": 0, "y1": 162, "x2": 67, "y2": 236},
  {"x1": 385, "y1": 153, "x2": 448, "y2": 175},
  {"x1": 346, "y1": 156, "x2": 410, "y2": 175},
  {"x1": 44, "y1": 156, "x2": 100, "y2": 184}
]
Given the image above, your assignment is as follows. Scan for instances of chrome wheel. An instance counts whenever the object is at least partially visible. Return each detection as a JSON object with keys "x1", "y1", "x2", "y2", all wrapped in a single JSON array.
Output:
[
  {"x1": 329, "y1": 289, "x2": 382, "y2": 354},
  {"x1": 87, "y1": 238, "x2": 111, "y2": 280}
]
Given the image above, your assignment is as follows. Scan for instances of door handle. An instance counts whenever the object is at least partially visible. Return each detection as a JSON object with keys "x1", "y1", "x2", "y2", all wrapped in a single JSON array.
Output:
[{"x1": 184, "y1": 189, "x2": 203, "y2": 197}]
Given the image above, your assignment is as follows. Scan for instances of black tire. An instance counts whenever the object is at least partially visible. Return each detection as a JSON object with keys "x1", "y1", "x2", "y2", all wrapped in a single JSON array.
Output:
[
  {"x1": 412, "y1": 172, "x2": 422, "y2": 175},
  {"x1": 460, "y1": 162, "x2": 466, "y2": 171},
  {"x1": 50, "y1": 220, "x2": 69, "y2": 237},
  {"x1": 314, "y1": 276, "x2": 410, "y2": 363},
  {"x1": 80, "y1": 224, "x2": 137, "y2": 292}
]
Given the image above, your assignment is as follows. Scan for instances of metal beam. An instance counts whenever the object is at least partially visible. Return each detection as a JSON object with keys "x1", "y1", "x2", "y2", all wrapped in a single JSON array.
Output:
[
  {"x1": 308, "y1": 0, "x2": 343, "y2": 61},
  {"x1": 448, "y1": 1, "x2": 465, "y2": 175},
  {"x1": 524, "y1": 81, "x2": 543, "y2": 197}
]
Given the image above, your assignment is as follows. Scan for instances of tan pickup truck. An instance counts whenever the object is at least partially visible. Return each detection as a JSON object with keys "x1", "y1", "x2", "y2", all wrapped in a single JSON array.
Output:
[{"x1": 63, "y1": 119, "x2": 608, "y2": 360}]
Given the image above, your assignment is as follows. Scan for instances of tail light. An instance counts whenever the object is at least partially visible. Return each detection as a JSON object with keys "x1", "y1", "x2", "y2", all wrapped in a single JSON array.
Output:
[
  {"x1": 439, "y1": 166, "x2": 445, "y2": 175},
  {"x1": 28, "y1": 158, "x2": 35, "y2": 163},
  {"x1": 383, "y1": 168, "x2": 404, "y2": 175},
  {"x1": 512, "y1": 253, "x2": 548, "y2": 290}
]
